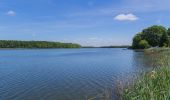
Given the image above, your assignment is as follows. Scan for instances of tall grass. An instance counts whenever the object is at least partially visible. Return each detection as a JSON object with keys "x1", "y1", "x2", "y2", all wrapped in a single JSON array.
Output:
[
  {"x1": 121, "y1": 48, "x2": 170, "y2": 100},
  {"x1": 122, "y1": 67, "x2": 170, "y2": 100},
  {"x1": 89, "y1": 48, "x2": 170, "y2": 100}
]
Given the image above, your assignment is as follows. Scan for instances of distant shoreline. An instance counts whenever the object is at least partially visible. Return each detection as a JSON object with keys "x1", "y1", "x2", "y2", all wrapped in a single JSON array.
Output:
[
  {"x1": 0, "y1": 40, "x2": 81, "y2": 48},
  {"x1": 0, "y1": 40, "x2": 131, "y2": 49},
  {"x1": 0, "y1": 47, "x2": 129, "y2": 50},
  {"x1": 82, "y1": 46, "x2": 130, "y2": 48}
]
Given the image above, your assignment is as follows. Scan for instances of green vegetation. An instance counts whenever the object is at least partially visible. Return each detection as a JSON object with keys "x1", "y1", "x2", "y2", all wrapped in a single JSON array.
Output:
[
  {"x1": 132, "y1": 25, "x2": 170, "y2": 49},
  {"x1": 160, "y1": 32, "x2": 170, "y2": 47},
  {"x1": 167, "y1": 28, "x2": 170, "y2": 36},
  {"x1": 119, "y1": 48, "x2": 170, "y2": 100},
  {"x1": 138, "y1": 40, "x2": 150, "y2": 49},
  {"x1": 82, "y1": 45, "x2": 130, "y2": 48},
  {"x1": 122, "y1": 68, "x2": 170, "y2": 100},
  {"x1": 0, "y1": 40, "x2": 81, "y2": 48},
  {"x1": 88, "y1": 48, "x2": 170, "y2": 100},
  {"x1": 100, "y1": 45, "x2": 130, "y2": 48}
]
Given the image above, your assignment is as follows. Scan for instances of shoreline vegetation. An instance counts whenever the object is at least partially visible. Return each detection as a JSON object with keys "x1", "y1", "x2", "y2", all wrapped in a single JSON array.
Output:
[
  {"x1": 132, "y1": 25, "x2": 170, "y2": 49},
  {"x1": 117, "y1": 48, "x2": 170, "y2": 100},
  {"x1": 118, "y1": 25, "x2": 170, "y2": 99},
  {"x1": 0, "y1": 40, "x2": 130, "y2": 49},
  {"x1": 82, "y1": 45, "x2": 130, "y2": 48},
  {"x1": 89, "y1": 48, "x2": 170, "y2": 100},
  {"x1": 0, "y1": 40, "x2": 81, "y2": 48},
  {"x1": 100, "y1": 45, "x2": 130, "y2": 48},
  {"x1": 89, "y1": 25, "x2": 170, "y2": 100}
]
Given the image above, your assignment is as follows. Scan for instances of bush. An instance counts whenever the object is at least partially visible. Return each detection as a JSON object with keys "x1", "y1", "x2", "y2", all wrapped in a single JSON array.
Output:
[
  {"x1": 132, "y1": 33, "x2": 142, "y2": 49},
  {"x1": 138, "y1": 40, "x2": 150, "y2": 49},
  {"x1": 159, "y1": 32, "x2": 170, "y2": 47},
  {"x1": 167, "y1": 28, "x2": 170, "y2": 36}
]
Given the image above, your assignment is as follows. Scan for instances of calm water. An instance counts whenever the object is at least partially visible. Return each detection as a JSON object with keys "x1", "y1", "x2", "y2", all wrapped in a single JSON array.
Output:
[{"x1": 0, "y1": 48, "x2": 148, "y2": 100}]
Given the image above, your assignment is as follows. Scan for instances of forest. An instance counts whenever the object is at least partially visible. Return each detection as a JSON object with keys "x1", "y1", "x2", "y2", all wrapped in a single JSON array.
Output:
[{"x1": 0, "y1": 40, "x2": 81, "y2": 48}]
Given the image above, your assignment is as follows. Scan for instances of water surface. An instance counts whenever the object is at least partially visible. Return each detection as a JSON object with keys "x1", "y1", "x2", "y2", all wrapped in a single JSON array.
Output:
[{"x1": 0, "y1": 48, "x2": 147, "y2": 100}]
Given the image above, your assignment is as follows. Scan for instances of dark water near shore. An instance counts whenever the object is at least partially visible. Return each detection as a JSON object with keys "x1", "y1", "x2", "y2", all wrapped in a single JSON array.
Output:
[{"x1": 0, "y1": 48, "x2": 148, "y2": 100}]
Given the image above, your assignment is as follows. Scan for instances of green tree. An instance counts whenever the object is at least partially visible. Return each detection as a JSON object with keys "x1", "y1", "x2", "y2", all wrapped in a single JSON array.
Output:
[
  {"x1": 142, "y1": 25, "x2": 167, "y2": 47},
  {"x1": 167, "y1": 28, "x2": 170, "y2": 36},
  {"x1": 159, "y1": 32, "x2": 170, "y2": 47},
  {"x1": 132, "y1": 33, "x2": 142, "y2": 49},
  {"x1": 138, "y1": 40, "x2": 150, "y2": 49}
]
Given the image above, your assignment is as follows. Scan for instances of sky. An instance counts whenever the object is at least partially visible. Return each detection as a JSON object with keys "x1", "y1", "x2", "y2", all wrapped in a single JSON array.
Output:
[{"x1": 0, "y1": 0, "x2": 170, "y2": 46}]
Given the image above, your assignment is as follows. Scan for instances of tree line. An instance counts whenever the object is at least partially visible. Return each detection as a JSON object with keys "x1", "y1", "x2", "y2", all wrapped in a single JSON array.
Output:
[
  {"x1": 0, "y1": 40, "x2": 81, "y2": 48},
  {"x1": 100, "y1": 45, "x2": 130, "y2": 48},
  {"x1": 132, "y1": 25, "x2": 170, "y2": 49}
]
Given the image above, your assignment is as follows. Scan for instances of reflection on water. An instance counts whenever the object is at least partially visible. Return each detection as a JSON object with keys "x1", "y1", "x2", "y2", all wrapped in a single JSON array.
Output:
[{"x1": 0, "y1": 48, "x2": 152, "y2": 100}]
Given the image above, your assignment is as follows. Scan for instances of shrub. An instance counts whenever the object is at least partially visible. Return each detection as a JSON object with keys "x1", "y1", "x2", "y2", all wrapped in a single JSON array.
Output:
[
  {"x1": 138, "y1": 40, "x2": 150, "y2": 49},
  {"x1": 159, "y1": 32, "x2": 170, "y2": 47},
  {"x1": 167, "y1": 28, "x2": 170, "y2": 36},
  {"x1": 132, "y1": 33, "x2": 142, "y2": 49}
]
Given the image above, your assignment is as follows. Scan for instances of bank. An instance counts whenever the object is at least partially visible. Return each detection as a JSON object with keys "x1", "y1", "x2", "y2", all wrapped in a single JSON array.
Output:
[{"x1": 118, "y1": 48, "x2": 170, "y2": 100}]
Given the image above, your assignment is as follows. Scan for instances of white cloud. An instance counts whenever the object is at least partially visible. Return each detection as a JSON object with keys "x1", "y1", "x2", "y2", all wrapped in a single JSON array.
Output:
[
  {"x1": 114, "y1": 13, "x2": 138, "y2": 21},
  {"x1": 6, "y1": 10, "x2": 16, "y2": 16}
]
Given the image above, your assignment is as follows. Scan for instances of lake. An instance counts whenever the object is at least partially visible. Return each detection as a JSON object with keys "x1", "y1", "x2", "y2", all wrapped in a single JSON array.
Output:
[{"x1": 0, "y1": 48, "x2": 149, "y2": 100}]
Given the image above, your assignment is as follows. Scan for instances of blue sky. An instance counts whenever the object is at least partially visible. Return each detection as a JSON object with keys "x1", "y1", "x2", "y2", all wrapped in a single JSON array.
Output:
[{"x1": 0, "y1": 0, "x2": 170, "y2": 46}]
